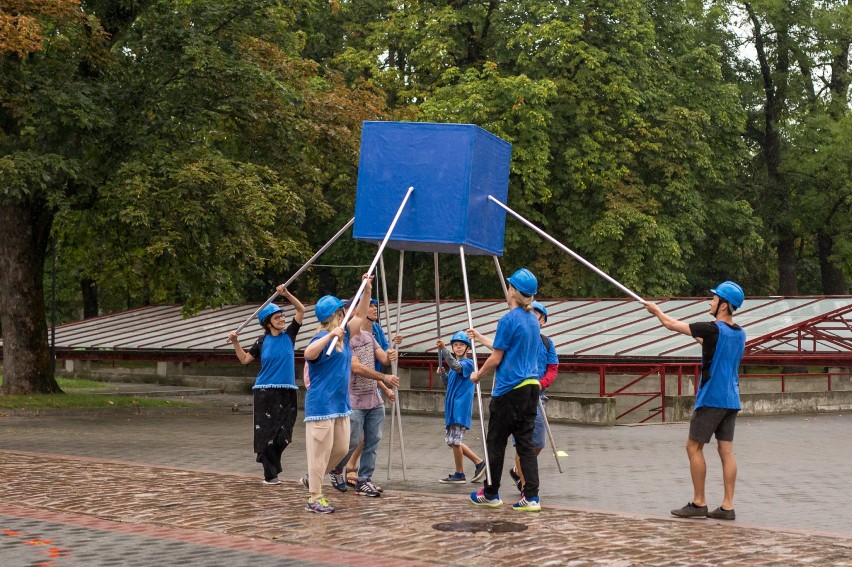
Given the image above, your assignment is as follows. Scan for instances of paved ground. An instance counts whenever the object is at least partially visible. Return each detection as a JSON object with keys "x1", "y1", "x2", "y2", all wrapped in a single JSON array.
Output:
[{"x1": 1, "y1": 393, "x2": 852, "y2": 565}]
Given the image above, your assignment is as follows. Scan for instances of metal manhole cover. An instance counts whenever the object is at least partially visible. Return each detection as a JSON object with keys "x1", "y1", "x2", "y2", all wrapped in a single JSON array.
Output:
[{"x1": 432, "y1": 520, "x2": 528, "y2": 533}]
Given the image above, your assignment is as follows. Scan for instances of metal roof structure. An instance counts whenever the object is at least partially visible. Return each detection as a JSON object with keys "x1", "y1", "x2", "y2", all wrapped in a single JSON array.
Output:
[{"x1": 4, "y1": 296, "x2": 850, "y2": 366}]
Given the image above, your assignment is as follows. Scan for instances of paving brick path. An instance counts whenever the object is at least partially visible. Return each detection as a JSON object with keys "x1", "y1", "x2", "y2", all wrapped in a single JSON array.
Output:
[{"x1": 1, "y1": 406, "x2": 851, "y2": 565}]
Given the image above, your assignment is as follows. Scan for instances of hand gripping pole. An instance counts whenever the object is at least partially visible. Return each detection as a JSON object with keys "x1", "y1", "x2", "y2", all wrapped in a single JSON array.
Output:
[{"x1": 326, "y1": 187, "x2": 414, "y2": 355}]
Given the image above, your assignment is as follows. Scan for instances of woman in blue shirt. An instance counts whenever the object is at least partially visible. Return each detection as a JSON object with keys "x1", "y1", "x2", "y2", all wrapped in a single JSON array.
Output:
[{"x1": 228, "y1": 285, "x2": 305, "y2": 485}]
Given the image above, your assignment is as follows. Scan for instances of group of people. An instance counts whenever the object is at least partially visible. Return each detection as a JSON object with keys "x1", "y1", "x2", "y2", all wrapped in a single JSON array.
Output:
[
  {"x1": 230, "y1": 267, "x2": 748, "y2": 520},
  {"x1": 229, "y1": 274, "x2": 399, "y2": 514}
]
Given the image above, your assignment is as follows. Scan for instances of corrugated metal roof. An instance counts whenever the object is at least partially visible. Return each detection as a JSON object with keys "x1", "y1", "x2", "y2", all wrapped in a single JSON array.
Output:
[{"x1": 9, "y1": 296, "x2": 849, "y2": 361}]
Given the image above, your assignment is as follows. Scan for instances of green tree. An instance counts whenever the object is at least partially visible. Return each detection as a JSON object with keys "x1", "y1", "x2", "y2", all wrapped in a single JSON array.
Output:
[{"x1": 1, "y1": 0, "x2": 386, "y2": 394}]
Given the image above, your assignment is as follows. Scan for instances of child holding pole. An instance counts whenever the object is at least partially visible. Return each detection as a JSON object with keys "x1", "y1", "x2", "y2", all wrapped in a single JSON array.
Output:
[
  {"x1": 301, "y1": 273, "x2": 372, "y2": 514},
  {"x1": 468, "y1": 268, "x2": 542, "y2": 512},
  {"x1": 435, "y1": 331, "x2": 486, "y2": 484}
]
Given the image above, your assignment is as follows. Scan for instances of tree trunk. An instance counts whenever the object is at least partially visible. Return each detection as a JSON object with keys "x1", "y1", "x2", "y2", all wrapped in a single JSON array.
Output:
[
  {"x1": 817, "y1": 231, "x2": 849, "y2": 294},
  {"x1": 777, "y1": 231, "x2": 798, "y2": 295},
  {"x1": 0, "y1": 202, "x2": 61, "y2": 394},
  {"x1": 81, "y1": 277, "x2": 99, "y2": 318}
]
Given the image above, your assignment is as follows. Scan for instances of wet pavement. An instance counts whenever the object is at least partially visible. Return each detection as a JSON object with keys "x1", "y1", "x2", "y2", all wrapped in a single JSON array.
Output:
[{"x1": 1, "y1": 395, "x2": 851, "y2": 565}]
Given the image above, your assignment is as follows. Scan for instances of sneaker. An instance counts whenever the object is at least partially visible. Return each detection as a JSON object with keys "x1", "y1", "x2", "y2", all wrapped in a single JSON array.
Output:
[
  {"x1": 355, "y1": 480, "x2": 382, "y2": 498},
  {"x1": 305, "y1": 497, "x2": 335, "y2": 514},
  {"x1": 263, "y1": 477, "x2": 280, "y2": 485},
  {"x1": 439, "y1": 472, "x2": 467, "y2": 484},
  {"x1": 708, "y1": 506, "x2": 736, "y2": 520},
  {"x1": 329, "y1": 469, "x2": 348, "y2": 492},
  {"x1": 470, "y1": 488, "x2": 503, "y2": 508},
  {"x1": 671, "y1": 502, "x2": 708, "y2": 518},
  {"x1": 509, "y1": 467, "x2": 523, "y2": 493},
  {"x1": 299, "y1": 475, "x2": 309, "y2": 489},
  {"x1": 512, "y1": 495, "x2": 541, "y2": 512},
  {"x1": 472, "y1": 461, "x2": 487, "y2": 482}
]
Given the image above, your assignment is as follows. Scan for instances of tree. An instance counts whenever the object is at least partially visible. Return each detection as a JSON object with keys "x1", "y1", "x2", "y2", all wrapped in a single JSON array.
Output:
[{"x1": 1, "y1": 0, "x2": 387, "y2": 394}]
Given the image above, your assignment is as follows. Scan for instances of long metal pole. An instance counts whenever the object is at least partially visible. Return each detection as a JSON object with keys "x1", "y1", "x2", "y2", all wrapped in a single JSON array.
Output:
[
  {"x1": 539, "y1": 396, "x2": 563, "y2": 473},
  {"x1": 434, "y1": 253, "x2": 443, "y2": 372},
  {"x1": 326, "y1": 187, "x2": 414, "y2": 355},
  {"x1": 492, "y1": 255, "x2": 509, "y2": 305},
  {"x1": 381, "y1": 255, "x2": 396, "y2": 479},
  {"x1": 233, "y1": 217, "x2": 355, "y2": 335},
  {"x1": 488, "y1": 196, "x2": 645, "y2": 303},
  {"x1": 392, "y1": 250, "x2": 407, "y2": 479},
  {"x1": 460, "y1": 245, "x2": 492, "y2": 486}
]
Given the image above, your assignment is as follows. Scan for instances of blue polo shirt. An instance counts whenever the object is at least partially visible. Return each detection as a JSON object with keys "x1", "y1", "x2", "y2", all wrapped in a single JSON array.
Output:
[{"x1": 491, "y1": 307, "x2": 541, "y2": 397}]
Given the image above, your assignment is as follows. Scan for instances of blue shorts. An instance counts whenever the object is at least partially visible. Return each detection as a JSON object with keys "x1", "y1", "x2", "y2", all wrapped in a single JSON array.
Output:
[{"x1": 512, "y1": 398, "x2": 546, "y2": 450}]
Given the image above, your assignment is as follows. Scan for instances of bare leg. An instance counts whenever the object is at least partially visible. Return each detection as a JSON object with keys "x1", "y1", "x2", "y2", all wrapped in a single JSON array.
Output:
[
  {"x1": 717, "y1": 440, "x2": 737, "y2": 509},
  {"x1": 346, "y1": 440, "x2": 363, "y2": 484},
  {"x1": 460, "y1": 443, "x2": 481, "y2": 465},
  {"x1": 451, "y1": 445, "x2": 464, "y2": 473},
  {"x1": 686, "y1": 438, "x2": 706, "y2": 506}
]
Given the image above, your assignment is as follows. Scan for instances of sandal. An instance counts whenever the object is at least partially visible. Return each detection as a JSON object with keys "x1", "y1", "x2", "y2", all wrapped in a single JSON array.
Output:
[{"x1": 346, "y1": 467, "x2": 358, "y2": 487}]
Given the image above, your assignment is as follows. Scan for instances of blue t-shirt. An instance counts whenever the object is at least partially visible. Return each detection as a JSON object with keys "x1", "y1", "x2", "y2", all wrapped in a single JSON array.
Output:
[
  {"x1": 491, "y1": 307, "x2": 541, "y2": 397},
  {"x1": 371, "y1": 321, "x2": 390, "y2": 372},
  {"x1": 445, "y1": 358, "x2": 475, "y2": 428},
  {"x1": 248, "y1": 321, "x2": 300, "y2": 390},
  {"x1": 537, "y1": 335, "x2": 558, "y2": 382},
  {"x1": 690, "y1": 321, "x2": 745, "y2": 410},
  {"x1": 304, "y1": 329, "x2": 352, "y2": 421}
]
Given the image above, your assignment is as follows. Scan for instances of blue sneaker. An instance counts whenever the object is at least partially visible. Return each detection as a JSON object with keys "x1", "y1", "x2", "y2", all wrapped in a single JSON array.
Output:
[
  {"x1": 472, "y1": 461, "x2": 487, "y2": 482},
  {"x1": 470, "y1": 488, "x2": 502, "y2": 508},
  {"x1": 512, "y1": 495, "x2": 541, "y2": 512},
  {"x1": 439, "y1": 472, "x2": 466, "y2": 484},
  {"x1": 329, "y1": 469, "x2": 348, "y2": 492}
]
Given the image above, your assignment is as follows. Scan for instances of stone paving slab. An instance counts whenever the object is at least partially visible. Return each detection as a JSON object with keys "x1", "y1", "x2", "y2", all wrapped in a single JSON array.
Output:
[{"x1": 2, "y1": 451, "x2": 852, "y2": 566}]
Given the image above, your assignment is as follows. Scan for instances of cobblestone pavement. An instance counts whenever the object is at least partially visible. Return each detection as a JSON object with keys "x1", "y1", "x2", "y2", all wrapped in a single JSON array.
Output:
[{"x1": 1, "y1": 403, "x2": 852, "y2": 565}]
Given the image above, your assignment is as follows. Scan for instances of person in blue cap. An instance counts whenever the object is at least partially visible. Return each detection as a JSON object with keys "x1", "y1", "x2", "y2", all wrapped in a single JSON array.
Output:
[
  {"x1": 470, "y1": 300, "x2": 559, "y2": 494},
  {"x1": 301, "y1": 273, "x2": 372, "y2": 514},
  {"x1": 468, "y1": 268, "x2": 543, "y2": 512},
  {"x1": 435, "y1": 331, "x2": 486, "y2": 484},
  {"x1": 228, "y1": 285, "x2": 305, "y2": 485},
  {"x1": 644, "y1": 280, "x2": 746, "y2": 521}
]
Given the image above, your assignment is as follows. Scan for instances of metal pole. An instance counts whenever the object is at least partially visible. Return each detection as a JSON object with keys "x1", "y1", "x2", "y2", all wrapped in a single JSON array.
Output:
[
  {"x1": 434, "y1": 253, "x2": 443, "y2": 371},
  {"x1": 326, "y1": 187, "x2": 414, "y2": 355},
  {"x1": 460, "y1": 245, "x2": 492, "y2": 486},
  {"x1": 233, "y1": 217, "x2": 355, "y2": 335},
  {"x1": 380, "y1": 255, "x2": 396, "y2": 479},
  {"x1": 488, "y1": 196, "x2": 645, "y2": 303},
  {"x1": 392, "y1": 250, "x2": 407, "y2": 479},
  {"x1": 492, "y1": 255, "x2": 509, "y2": 304},
  {"x1": 539, "y1": 397, "x2": 563, "y2": 473},
  {"x1": 50, "y1": 236, "x2": 57, "y2": 373}
]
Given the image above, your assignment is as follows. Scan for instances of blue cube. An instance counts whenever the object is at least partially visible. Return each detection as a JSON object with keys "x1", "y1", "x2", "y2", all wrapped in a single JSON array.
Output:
[{"x1": 353, "y1": 121, "x2": 512, "y2": 256}]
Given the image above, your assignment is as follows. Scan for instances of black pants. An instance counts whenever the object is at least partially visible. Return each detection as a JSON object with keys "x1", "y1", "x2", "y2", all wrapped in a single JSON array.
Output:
[
  {"x1": 483, "y1": 383, "x2": 540, "y2": 499},
  {"x1": 253, "y1": 388, "x2": 298, "y2": 481}
]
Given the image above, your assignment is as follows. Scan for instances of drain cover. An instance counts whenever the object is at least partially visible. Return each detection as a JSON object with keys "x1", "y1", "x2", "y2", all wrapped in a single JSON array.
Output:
[{"x1": 433, "y1": 520, "x2": 528, "y2": 533}]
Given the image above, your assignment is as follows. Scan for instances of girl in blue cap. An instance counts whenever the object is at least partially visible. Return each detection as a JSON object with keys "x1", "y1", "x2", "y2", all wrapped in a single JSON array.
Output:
[
  {"x1": 228, "y1": 285, "x2": 305, "y2": 485},
  {"x1": 468, "y1": 268, "x2": 543, "y2": 512},
  {"x1": 301, "y1": 273, "x2": 372, "y2": 513},
  {"x1": 435, "y1": 331, "x2": 486, "y2": 484}
]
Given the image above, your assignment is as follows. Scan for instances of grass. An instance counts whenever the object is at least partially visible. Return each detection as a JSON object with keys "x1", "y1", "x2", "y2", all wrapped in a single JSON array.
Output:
[{"x1": 0, "y1": 376, "x2": 196, "y2": 410}]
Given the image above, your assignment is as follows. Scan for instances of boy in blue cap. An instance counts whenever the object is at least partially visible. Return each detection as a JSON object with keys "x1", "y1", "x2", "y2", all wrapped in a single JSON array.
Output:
[{"x1": 435, "y1": 331, "x2": 486, "y2": 484}]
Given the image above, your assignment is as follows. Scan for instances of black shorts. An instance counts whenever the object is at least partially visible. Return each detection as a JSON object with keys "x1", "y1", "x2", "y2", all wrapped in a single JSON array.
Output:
[{"x1": 689, "y1": 407, "x2": 738, "y2": 443}]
